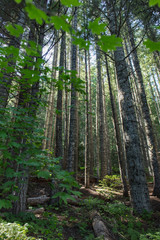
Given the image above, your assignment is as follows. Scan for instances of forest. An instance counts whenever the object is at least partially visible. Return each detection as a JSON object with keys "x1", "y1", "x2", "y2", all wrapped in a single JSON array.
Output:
[{"x1": 0, "y1": 0, "x2": 160, "y2": 239}]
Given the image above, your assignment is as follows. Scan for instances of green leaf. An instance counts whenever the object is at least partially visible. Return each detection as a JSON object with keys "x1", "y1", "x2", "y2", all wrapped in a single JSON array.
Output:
[
  {"x1": 72, "y1": 37, "x2": 90, "y2": 50},
  {"x1": 0, "y1": 199, "x2": 12, "y2": 209},
  {"x1": 144, "y1": 39, "x2": 160, "y2": 51},
  {"x1": 5, "y1": 24, "x2": 24, "y2": 37},
  {"x1": 60, "y1": 0, "x2": 81, "y2": 7},
  {"x1": 37, "y1": 170, "x2": 51, "y2": 179},
  {"x1": 52, "y1": 192, "x2": 75, "y2": 204},
  {"x1": 50, "y1": 16, "x2": 71, "y2": 33},
  {"x1": 0, "y1": 131, "x2": 7, "y2": 139},
  {"x1": 14, "y1": 0, "x2": 22, "y2": 3},
  {"x1": 5, "y1": 168, "x2": 15, "y2": 178},
  {"x1": 149, "y1": 0, "x2": 160, "y2": 7},
  {"x1": 25, "y1": 3, "x2": 48, "y2": 25},
  {"x1": 88, "y1": 17, "x2": 106, "y2": 35},
  {"x1": 98, "y1": 35, "x2": 122, "y2": 51}
]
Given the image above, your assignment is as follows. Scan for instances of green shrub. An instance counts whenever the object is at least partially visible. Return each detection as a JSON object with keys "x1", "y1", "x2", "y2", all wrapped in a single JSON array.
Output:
[
  {"x1": 140, "y1": 232, "x2": 160, "y2": 240},
  {"x1": 99, "y1": 175, "x2": 122, "y2": 190},
  {"x1": 0, "y1": 218, "x2": 37, "y2": 240}
]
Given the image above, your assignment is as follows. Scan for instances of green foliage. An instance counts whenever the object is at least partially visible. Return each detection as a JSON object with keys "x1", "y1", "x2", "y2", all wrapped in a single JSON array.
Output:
[
  {"x1": 14, "y1": 0, "x2": 23, "y2": 3},
  {"x1": 0, "y1": 211, "x2": 63, "y2": 240},
  {"x1": 99, "y1": 175, "x2": 122, "y2": 190},
  {"x1": 0, "y1": 200, "x2": 12, "y2": 210},
  {"x1": 149, "y1": 0, "x2": 160, "y2": 7},
  {"x1": 98, "y1": 35, "x2": 122, "y2": 51},
  {"x1": 25, "y1": 3, "x2": 48, "y2": 25},
  {"x1": 60, "y1": 0, "x2": 81, "y2": 7},
  {"x1": 0, "y1": 218, "x2": 35, "y2": 240},
  {"x1": 73, "y1": 37, "x2": 90, "y2": 50},
  {"x1": 140, "y1": 232, "x2": 160, "y2": 239},
  {"x1": 5, "y1": 24, "x2": 24, "y2": 37},
  {"x1": 88, "y1": 18, "x2": 106, "y2": 35},
  {"x1": 37, "y1": 170, "x2": 51, "y2": 180},
  {"x1": 52, "y1": 165, "x2": 82, "y2": 204},
  {"x1": 50, "y1": 16, "x2": 71, "y2": 33},
  {"x1": 144, "y1": 39, "x2": 160, "y2": 51}
]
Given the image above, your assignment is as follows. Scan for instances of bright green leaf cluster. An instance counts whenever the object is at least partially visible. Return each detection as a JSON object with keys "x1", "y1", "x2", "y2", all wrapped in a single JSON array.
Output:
[
  {"x1": 25, "y1": 3, "x2": 48, "y2": 25},
  {"x1": 5, "y1": 24, "x2": 24, "y2": 37},
  {"x1": 50, "y1": 16, "x2": 71, "y2": 33},
  {"x1": 98, "y1": 35, "x2": 122, "y2": 51},
  {"x1": 73, "y1": 37, "x2": 90, "y2": 50},
  {"x1": 149, "y1": 0, "x2": 160, "y2": 7},
  {"x1": 144, "y1": 39, "x2": 160, "y2": 51},
  {"x1": 88, "y1": 17, "x2": 106, "y2": 35},
  {"x1": 14, "y1": 0, "x2": 22, "y2": 3},
  {"x1": 60, "y1": 0, "x2": 81, "y2": 7}
]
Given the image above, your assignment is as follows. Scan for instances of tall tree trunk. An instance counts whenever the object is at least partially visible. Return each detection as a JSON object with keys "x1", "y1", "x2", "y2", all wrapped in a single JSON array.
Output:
[
  {"x1": 68, "y1": 8, "x2": 78, "y2": 172},
  {"x1": 96, "y1": 44, "x2": 107, "y2": 180},
  {"x1": 124, "y1": 36, "x2": 152, "y2": 176},
  {"x1": 105, "y1": 0, "x2": 151, "y2": 213},
  {"x1": 102, "y1": 71, "x2": 111, "y2": 175},
  {"x1": 114, "y1": 45, "x2": 151, "y2": 213},
  {"x1": 88, "y1": 50, "x2": 94, "y2": 176},
  {"x1": 105, "y1": 54, "x2": 128, "y2": 197},
  {"x1": 127, "y1": 18, "x2": 160, "y2": 197},
  {"x1": 85, "y1": 49, "x2": 90, "y2": 187},
  {"x1": 55, "y1": 31, "x2": 66, "y2": 161},
  {"x1": 43, "y1": 33, "x2": 59, "y2": 152},
  {"x1": 13, "y1": 20, "x2": 45, "y2": 214}
]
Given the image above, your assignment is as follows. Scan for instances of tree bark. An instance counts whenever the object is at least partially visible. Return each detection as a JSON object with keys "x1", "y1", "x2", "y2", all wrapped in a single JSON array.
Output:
[
  {"x1": 96, "y1": 44, "x2": 107, "y2": 179},
  {"x1": 105, "y1": 54, "x2": 128, "y2": 197},
  {"x1": 127, "y1": 17, "x2": 160, "y2": 197},
  {"x1": 55, "y1": 31, "x2": 66, "y2": 160},
  {"x1": 68, "y1": 8, "x2": 78, "y2": 172}
]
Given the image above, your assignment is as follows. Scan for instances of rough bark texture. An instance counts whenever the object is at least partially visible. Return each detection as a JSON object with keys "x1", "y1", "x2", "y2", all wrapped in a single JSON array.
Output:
[
  {"x1": 68, "y1": 8, "x2": 78, "y2": 172},
  {"x1": 85, "y1": 49, "x2": 90, "y2": 187},
  {"x1": 114, "y1": 46, "x2": 151, "y2": 213},
  {"x1": 43, "y1": 34, "x2": 58, "y2": 152},
  {"x1": 106, "y1": 0, "x2": 151, "y2": 213},
  {"x1": 127, "y1": 18, "x2": 160, "y2": 197},
  {"x1": 105, "y1": 54, "x2": 128, "y2": 197},
  {"x1": 88, "y1": 50, "x2": 94, "y2": 176},
  {"x1": 13, "y1": 20, "x2": 45, "y2": 214},
  {"x1": 96, "y1": 44, "x2": 107, "y2": 179},
  {"x1": 55, "y1": 31, "x2": 66, "y2": 160},
  {"x1": 90, "y1": 211, "x2": 115, "y2": 240},
  {"x1": 27, "y1": 196, "x2": 50, "y2": 206},
  {"x1": 124, "y1": 37, "x2": 152, "y2": 176}
]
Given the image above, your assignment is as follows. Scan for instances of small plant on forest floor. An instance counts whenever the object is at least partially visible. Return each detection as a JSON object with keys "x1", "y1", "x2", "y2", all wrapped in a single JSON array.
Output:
[
  {"x1": 1, "y1": 211, "x2": 63, "y2": 240},
  {"x1": 82, "y1": 197, "x2": 160, "y2": 240},
  {"x1": 99, "y1": 175, "x2": 122, "y2": 190}
]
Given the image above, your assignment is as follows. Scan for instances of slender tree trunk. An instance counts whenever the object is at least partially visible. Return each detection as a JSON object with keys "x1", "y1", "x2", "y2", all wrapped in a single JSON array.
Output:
[
  {"x1": 84, "y1": 49, "x2": 90, "y2": 187},
  {"x1": 102, "y1": 72, "x2": 111, "y2": 175},
  {"x1": 55, "y1": 31, "x2": 66, "y2": 161},
  {"x1": 44, "y1": 34, "x2": 59, "y2": 152},
  {"x1": 96, "y1": 44, "x2": 107, "y2": 179},
  {"x1": 68, "y1": 8, "x2": 78, "y2": 172},
  {"x1": 88, "y1": 50, "x2": 94, "y2": 176}
]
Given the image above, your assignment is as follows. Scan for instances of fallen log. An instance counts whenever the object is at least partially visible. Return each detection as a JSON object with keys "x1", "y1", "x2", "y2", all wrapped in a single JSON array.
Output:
[
  {"x1": 27, "y1": 195, "x2": 50, "y2": 206},
  {"x1": 26, "y1": 207, "x2": 45, "y2": 215},
  {"x1": 90, "y1": 211, "x2": 115, "y2": 240}
]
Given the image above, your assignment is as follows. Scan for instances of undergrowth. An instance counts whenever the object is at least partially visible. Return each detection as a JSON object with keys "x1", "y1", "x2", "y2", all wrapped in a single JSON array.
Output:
[{"x1": 83, "y1": 196, "x2": 160, "y2": 240}]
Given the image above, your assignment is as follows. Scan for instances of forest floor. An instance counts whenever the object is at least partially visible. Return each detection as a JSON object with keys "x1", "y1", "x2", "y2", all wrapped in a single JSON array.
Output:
[{"x1": 1, "y1": 180, "x2": 160, "y2": 240}]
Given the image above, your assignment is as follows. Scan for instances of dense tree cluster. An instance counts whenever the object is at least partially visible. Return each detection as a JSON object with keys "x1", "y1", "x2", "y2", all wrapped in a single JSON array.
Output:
[{"x1": 0, "y1": 0, "x2": 160, "y2": 215}]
